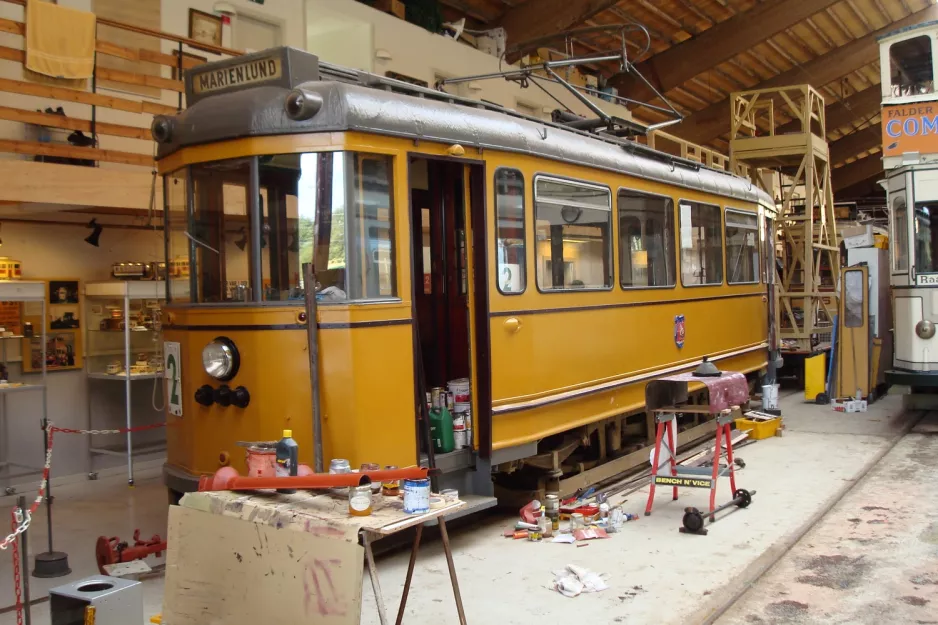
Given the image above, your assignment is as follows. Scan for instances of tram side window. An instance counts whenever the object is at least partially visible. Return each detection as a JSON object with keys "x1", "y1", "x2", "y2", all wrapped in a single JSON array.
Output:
[
  {"x1": 534, "y1": 177, "x2": 612, "y2": 291},
  {"x1": 893, "y1": 195, "x2": 909, "y2": 272},
  {"x1": 165, "y1": 170, "x2": 190, "y2": 302},
  {"x1": 495, "y1": 169, "x2": 526, "y2": 294},
  {"x1": 914, "y1": 200, "x2": 938, "y2": 274},
  {"x1": 618, "y1": 190, "x2": 675, "y2": 288},
  {"x1": 287, "y1": 151, "x2": 396, "y2": 302},
  {"x1": 679, "y1": 201, "x2": 723, "y2": 286},
  {"x1": 890, "y1": 35, "x2": 934, "y2": 97},
  {"x1": 725, "y1": 209, "x2": 759, "y2": 285},
  {"x1": 190, "y1": 159, "x2": 253, "y2": 303}
]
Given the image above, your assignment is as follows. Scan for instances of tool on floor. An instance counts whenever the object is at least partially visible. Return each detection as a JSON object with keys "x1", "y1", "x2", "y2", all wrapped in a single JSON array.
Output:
[
  {"x1": 95, "y1": 530, "x2": 167, "y2": 575},
  {"x1": 679, "y1": 489, "x2": 755, "y2": 536},
  {"x1": 644, "y1": 359, "x2": 751, "y2": 519}
]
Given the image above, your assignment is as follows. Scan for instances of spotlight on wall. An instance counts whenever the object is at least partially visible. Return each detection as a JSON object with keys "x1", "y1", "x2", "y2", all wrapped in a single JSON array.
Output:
[
  {"x1": 0, "y1": 222, "x2": 4, "y2": 248},
  {"x1": 234, "y1": 227, "x2": 247, "y2": 251},
  {"x1": 85, "y1": 219, "x2": 103, "y2": 247}
]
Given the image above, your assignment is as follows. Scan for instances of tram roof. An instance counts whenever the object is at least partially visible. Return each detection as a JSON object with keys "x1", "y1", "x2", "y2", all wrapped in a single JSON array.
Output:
[{"x1": 155, "y1": 47, "x2": 772, "y2": 208}]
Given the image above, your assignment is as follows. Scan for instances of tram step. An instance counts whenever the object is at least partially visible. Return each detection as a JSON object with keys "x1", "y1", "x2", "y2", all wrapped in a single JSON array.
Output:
[{"x1": 420, "y1": 448, "x2": 474, "y2": 474}]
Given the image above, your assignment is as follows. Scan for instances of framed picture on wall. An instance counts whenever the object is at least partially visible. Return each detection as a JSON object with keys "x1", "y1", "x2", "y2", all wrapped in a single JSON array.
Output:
[
  {"x1": 49, "y1": 280, "x2": 79, "y2": 305},
  {"x1": 22, "y1": 278, "x2": 84, "y2": 373},
  {"x1": 28, "y1": 331, "x2": 78, "y2": 371},
  {"x1": 189, "y1": 9, "x2": 223, "y2": 48}
]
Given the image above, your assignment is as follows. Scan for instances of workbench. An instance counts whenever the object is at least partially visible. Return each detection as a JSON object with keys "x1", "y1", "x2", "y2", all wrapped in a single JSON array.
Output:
[{"x1": 162, "y1": 488, "x2": 468, "y2": 625}]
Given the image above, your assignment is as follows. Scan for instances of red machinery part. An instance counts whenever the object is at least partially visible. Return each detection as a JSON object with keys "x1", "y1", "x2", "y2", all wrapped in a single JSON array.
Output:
[
  {"x1": 198, "y1": 465, "x2": 432, "y2": 492},
  {"x1": 95, "y1": 530, "x2": 167, "y2": 575}
]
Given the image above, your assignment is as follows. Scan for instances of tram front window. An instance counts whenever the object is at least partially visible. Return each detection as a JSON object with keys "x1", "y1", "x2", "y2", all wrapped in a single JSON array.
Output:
[{"x1": 914, "y1": 201, "x2": 938, "y2": 274}]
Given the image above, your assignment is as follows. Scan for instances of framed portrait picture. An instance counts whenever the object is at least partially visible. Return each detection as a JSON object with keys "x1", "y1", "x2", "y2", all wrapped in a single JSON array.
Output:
[
  {"x1": 189, "y1": 9, "x2": 223, "y2": 48},
  {"x1": 49, "y1": 280, "x2": 79, "y2": 305}
]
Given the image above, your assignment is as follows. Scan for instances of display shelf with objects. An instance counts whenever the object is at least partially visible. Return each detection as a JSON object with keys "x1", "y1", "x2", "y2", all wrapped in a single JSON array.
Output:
[
  {"x1": 0, "y1": 280, "x2": 47, "y2": 494},
  {"x1": 84, "y1": 281, "x2": 166, "y2": 484}
]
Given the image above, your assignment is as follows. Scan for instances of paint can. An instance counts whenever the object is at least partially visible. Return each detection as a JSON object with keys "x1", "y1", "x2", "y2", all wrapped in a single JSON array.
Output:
[
  {"x1": 445, "y1": 391, "x2": 455, "y2": 412},
  {"x1": 403, "y1": 478, "x2": 430, "y2": 514},
  {"x1": 452, "y1": 413, "x2": 467, "y2": 448},
  {"x1": 447, "y1": 378, "x2": 471, "y2": 412},
  {"x1": 430, "y1": 387, "x2": 444, "y2": 409},
  {"x1": 762, "y1": 384, "x2": 779, "y2": 411}
]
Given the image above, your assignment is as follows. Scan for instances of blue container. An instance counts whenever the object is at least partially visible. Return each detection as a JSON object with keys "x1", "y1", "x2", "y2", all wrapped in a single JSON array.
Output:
[{"x1": 402, "y1": 478, "x2": 430, "y2": 514}]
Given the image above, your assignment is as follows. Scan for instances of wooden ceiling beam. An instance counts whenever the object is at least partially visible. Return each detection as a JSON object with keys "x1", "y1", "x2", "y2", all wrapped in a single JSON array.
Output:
[
  {"x1": 498, "y1": 0, "x2": 623, "y2": 61},
  {"x1": 608, "y1": 0, "x2": 841, "y2": 104},
  {"x1": 829, "y1": 125, "x2": 882, "y2": 165},
  {"x1": 671, "y1": 5, "x2": 937, "y2": 145},
  {"x1": 832, "y1": 152, "x2": 884, "y2": 192}
]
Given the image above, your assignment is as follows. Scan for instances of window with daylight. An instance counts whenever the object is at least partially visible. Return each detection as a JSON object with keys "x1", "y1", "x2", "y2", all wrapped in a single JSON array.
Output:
[
  {"x1": 679, "y1": 201, "x2": 723, "y2": 286},
  {"x1": 618, "y1": 190, "x2": 675, "y2": 288}
]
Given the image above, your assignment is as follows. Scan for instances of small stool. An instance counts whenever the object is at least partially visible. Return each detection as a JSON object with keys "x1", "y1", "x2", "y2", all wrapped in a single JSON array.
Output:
[{"x1": 645, "y1": 407, "x2": 740, "y2": 518}]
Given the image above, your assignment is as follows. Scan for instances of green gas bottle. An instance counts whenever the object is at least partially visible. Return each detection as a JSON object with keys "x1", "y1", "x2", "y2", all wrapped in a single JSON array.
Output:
[{"x1": 429, "y1": 407, "x2": 456, "y2": 454}]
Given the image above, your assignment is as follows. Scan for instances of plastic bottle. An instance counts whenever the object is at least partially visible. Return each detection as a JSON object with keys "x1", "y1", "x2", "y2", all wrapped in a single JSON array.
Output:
[
  {"x1": 275, "y1": 429, "x2": 299, "y2": 494},
  {"x1": 429, "y1": 406, "x2": 456, "y2": 454}
]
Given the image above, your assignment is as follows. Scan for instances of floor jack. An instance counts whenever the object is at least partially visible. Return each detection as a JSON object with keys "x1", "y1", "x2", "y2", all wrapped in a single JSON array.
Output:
[{"x1": 680, "y1": 488, "x2": 756, "y2": 536}]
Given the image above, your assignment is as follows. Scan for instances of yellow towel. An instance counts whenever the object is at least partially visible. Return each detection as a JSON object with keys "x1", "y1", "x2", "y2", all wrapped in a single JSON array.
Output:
[{"x1": 25, "y1": 0, "x2": 96, "y2": 80}]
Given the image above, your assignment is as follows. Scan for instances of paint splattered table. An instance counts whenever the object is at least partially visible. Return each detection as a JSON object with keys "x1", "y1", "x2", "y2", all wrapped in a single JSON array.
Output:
[{"x1": 162, "y1": 489, "x2": 468, "y2": 625}]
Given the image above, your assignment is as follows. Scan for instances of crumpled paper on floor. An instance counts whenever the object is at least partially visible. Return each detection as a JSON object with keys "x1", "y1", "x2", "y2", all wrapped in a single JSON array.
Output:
[{"x1": 548, "y1": 564, "x2": 609, "y2": 597}]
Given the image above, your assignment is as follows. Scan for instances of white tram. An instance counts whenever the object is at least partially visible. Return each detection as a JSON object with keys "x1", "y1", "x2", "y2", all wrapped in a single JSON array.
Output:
[{"x1": 882, "y1": 21, "x2": 938, "y2": 388}]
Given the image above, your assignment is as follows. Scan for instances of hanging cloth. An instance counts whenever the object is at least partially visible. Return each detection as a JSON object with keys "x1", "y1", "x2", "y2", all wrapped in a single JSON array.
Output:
[{"x1": 25, "y1": 0, "x2": 97, "y2": 80}]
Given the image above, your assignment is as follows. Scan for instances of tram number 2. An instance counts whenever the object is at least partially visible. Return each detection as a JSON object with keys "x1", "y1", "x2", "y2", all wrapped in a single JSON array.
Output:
[
  {"x1": 916, "y1": 274, "x2": 938, "y2": 286},
  {"x1": 164, "y1": 341, "x2": 182, "y2": 417}
]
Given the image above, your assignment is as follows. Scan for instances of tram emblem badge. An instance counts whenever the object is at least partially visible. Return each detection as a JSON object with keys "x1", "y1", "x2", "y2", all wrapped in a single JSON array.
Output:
[{"x1": 674, "y1": 315, "x2": 686, "y2": 349}]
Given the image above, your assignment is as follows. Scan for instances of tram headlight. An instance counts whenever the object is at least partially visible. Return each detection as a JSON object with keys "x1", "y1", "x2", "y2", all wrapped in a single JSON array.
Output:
[
  {"x1": 916, "y1": 320, "x2": 936, "y2": 340},
  {"x1": 202, "y1": 337, "x2": 240, "y2": 381}
]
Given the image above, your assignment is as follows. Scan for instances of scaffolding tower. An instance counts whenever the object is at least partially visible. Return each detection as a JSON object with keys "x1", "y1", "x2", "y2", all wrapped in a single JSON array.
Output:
[{"x1": 729, "y1": 85, "x2": 840, "y2": 354}]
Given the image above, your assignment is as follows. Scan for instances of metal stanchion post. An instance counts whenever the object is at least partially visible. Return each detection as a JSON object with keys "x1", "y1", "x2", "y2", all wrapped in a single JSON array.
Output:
[
  {"x1": 32, "y1": 419, "x2": 69, "y2": 578},
  {"x1": 17, "y1": 495, "x2": 32, "y2": 625}
]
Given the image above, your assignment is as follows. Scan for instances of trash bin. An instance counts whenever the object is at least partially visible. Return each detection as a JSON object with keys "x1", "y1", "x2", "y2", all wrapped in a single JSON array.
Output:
[{"x1": 50, "y1": 576, "x2": 143, "y2": 625}]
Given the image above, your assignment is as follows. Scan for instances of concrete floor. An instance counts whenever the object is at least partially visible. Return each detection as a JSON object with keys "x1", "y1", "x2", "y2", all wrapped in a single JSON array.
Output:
[
  {"x1": 716, "y1": 412, "x2": 938, "y2": 625},
  {"x1": 0, "y1": 390, "x2": 923, "y2": 624}
]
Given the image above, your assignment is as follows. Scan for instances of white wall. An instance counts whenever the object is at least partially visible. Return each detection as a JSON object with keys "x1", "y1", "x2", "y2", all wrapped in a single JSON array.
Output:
[
  {"x1": 305, "y1": 0, "x2": 634, "y2": 122},
  {"x1": 2, "y1": 221, "x2": 166, "y2": 486}
]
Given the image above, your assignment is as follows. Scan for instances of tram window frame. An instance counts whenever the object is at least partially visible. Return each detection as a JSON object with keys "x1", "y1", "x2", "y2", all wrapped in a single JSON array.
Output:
[
  {"x1": 617, "y1": 188, "x2": 676, "y2": 290},
  {"x1": 724, "y1": 208, "x2": 760, "y2": 285},
  {"x1": 893, "y1": 194, "x2": 909, "y2": 272},
  {"x1": 889, "y1": 35, "x2": 935, "y2": 98},
  {"x1": 495, "y1": 168, "x2": 527, "y2": 295},
  {"x1": 678, "y1": 200, "x2": 724, "y2": 287},
  {"x1": 533, "y1": 175, "x2": 613, "y2": 293}
]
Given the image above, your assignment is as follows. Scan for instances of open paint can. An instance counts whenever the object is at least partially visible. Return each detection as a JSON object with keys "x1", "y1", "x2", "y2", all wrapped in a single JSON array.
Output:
[{"x1": 403, "y1": 478, "x2": 430, "y2": 514}]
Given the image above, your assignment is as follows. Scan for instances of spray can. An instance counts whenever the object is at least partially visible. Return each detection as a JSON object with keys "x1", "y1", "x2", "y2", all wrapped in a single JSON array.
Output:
[{"x1": 275, "y1": 429, "x2": 299, "y2": 494}]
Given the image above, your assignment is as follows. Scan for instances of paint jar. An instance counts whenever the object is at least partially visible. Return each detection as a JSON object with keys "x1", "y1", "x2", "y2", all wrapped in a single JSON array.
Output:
[
  {"x1": 448, "y1": 378, "x2": 471, "y2": 412},
  {"x1": 382, "y1": 465, "x2": 400, "y2": 497},
  {"x1": 360, "y1": 463, "x2": 381, "y2": 493},
  {"x1": 570, "y1": 513, "x2": 585, "y2": 531},
  {"x1": 329, "y1": 459, "x2": 351, "y2": 474},
  {"x1": 440, "y1": 489, "x2": 459, "y2": 504},
  {"x1": 430, "y1": 387, "x2": 444, "y2": 409},
  {"x1": 403, "y1": 478, "x2": 430, "y2": 514},
  {"x1": 349, "y1": 485, "x2": 373, "y2": 517},
  {"x1": 452, "y1": 413, "x2": 467, "y2": 449},
  {"x1": 445, "y1": 391, "x2": 455, "y2": 412}
]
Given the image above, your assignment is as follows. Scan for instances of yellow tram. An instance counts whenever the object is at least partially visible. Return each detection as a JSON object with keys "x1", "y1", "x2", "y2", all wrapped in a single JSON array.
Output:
[{"x1": 155, "y1": 48, "x2": 775, "y2": 502}]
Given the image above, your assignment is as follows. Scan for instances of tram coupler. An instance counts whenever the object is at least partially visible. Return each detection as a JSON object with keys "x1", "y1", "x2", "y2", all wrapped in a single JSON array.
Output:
[{"x1": 679, "y1": 488, "x2": 755, "y2": 536}]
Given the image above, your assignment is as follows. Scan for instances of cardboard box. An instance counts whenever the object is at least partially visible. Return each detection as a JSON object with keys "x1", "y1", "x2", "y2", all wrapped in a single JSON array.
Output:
[
  {"x1": 842, "y1": 224, "x2": 874, "y2": 249},
  {"x1": 374, "y1": 0, "x2": 405, "y2": 20}
]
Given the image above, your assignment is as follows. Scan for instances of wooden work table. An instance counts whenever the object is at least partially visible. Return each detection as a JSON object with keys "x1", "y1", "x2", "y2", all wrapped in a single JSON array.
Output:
[{"x1": 162, "y1": 488, "x2": 468, "y2": 625}]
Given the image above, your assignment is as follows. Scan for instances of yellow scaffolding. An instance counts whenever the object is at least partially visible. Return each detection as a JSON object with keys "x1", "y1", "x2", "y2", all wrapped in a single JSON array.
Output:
[{"x1": 729, "y1": 84, "x2": 840, "y2": 353}]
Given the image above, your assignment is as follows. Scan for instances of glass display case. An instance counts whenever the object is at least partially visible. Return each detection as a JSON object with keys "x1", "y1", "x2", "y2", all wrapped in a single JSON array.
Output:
[{"x1": 84, "y1": 281, "x2": 165, "y2": 483}]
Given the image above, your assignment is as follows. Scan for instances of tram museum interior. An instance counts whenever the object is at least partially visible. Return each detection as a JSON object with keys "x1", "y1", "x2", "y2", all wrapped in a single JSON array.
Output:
[{"x1": 2, "y1": 0, "x2": 938, "y2": 623}]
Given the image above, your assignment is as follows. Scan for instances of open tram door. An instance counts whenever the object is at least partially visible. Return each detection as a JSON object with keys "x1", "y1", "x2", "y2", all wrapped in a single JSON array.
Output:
[{"x1": 408, "y1": 155, "x2": 495, "y2": 501}]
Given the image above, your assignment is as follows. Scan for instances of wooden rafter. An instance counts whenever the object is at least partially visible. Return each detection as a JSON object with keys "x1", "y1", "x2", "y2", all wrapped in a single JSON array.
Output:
[
  {"x1": 498, "y1": 0, "x2": 623, "y2": 61},
  {"x1": 832, "y1": 151, "x2": 885, "y2": 192}
]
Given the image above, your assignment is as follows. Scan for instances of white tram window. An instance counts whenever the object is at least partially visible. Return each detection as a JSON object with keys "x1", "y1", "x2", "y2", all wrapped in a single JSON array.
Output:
[
  {"x1": 534, "y1": 177, "x2": 612, "y2": 291},
  {"x1": 495, "y1": 169, "x2": 526, "y2": 294},
  {"x1": 618, "y1": 190, "x2": 675, "y2": 288},
  {"x1": 724, "y1": 209, "x2": 759, "y2": 285},
  {"x1": 914, "y1": 201, "x2": 938, "y2": 274},
  {"x1": 679, "y1": 201, "x2": 723, "y2": 286},
  {"x1": 893, "y1": 195, "x2": 909, "y2": 272},
  {"x1": 843, "y1": 269, "x2": 864, "y2": 328},
  {"x1": 890, "y1": 35, "x2": 934, "y2": 97},
  {"x1": 165, "y1": 170, "x2": 191, "y2": 302}
]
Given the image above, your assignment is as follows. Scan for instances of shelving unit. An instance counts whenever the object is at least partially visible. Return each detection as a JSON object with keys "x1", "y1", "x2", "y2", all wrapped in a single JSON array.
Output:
[
  {"x1": 84, "y1": 281, "x2": 165, "y2": 484},
  {"x1": 0, "y1": 281, "x2": 47, "y2": 494}
]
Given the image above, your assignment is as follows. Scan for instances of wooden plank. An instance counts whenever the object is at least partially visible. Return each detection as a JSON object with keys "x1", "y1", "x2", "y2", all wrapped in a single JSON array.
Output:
[
  {"x1": 611, "y1": 0, "x2": 841, "y2": 104},
  {"x1": 0, "y1": 159, "x2": 160, "y2": 209},
  {"x1": 0, "y1": 76, "x2": 177, "y2": 116},
  {"x1": 0, "y1": 16, "x2": 23, "y2": 35},
  {"x1": 0, "y1": 138, "x2": 152, "y2": 167},
  {"x1": 832, "y1": 152, "x2": 884, "y2": 192},
  {"x1": 829, "y1": 125, "x2": 881, "y2": 165},
  {"x1": 95, "y1": 67, "x2": 183, "y2": 93},
  {"x1": 0, "y1": 105, "x2": 151, "y2": 140},
  {"x1": 163, "y1": 506, "x2": 362, "y2": 625},
  {"x1": 673, "y1": 4, "x2": 938, "y2": 145}
]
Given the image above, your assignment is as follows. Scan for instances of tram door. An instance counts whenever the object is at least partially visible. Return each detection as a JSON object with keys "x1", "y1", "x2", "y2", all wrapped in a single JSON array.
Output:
[{"x1": 409, "y1": 157, "x2": 490, "y2": 457}]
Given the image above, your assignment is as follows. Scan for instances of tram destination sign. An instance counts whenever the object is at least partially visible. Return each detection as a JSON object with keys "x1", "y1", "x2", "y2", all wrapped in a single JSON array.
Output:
[
  {"x1": 916, "y1": 273, "x2": 938, "y2": 286},
  {"x1": 883, "y1": 103, "x2": 938, "y2": 158},
  {"x1": 185, "y1": 47, "x2": 320, "y2": 106}
]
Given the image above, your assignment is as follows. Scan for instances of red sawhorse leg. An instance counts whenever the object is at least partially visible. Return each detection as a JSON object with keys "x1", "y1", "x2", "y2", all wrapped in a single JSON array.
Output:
[
  {"x1": 724, "y1": 422, "x2": 737, "y2": 494},
  {"x1": 709, "y1": 421, "x2": 723, "y2": 519},
  {"x1": 667, "y1": 420, "x2": 678, "y2": 501},
  {"x1": 645, "y1": 418, "x2": 665, "y2": 516}
]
